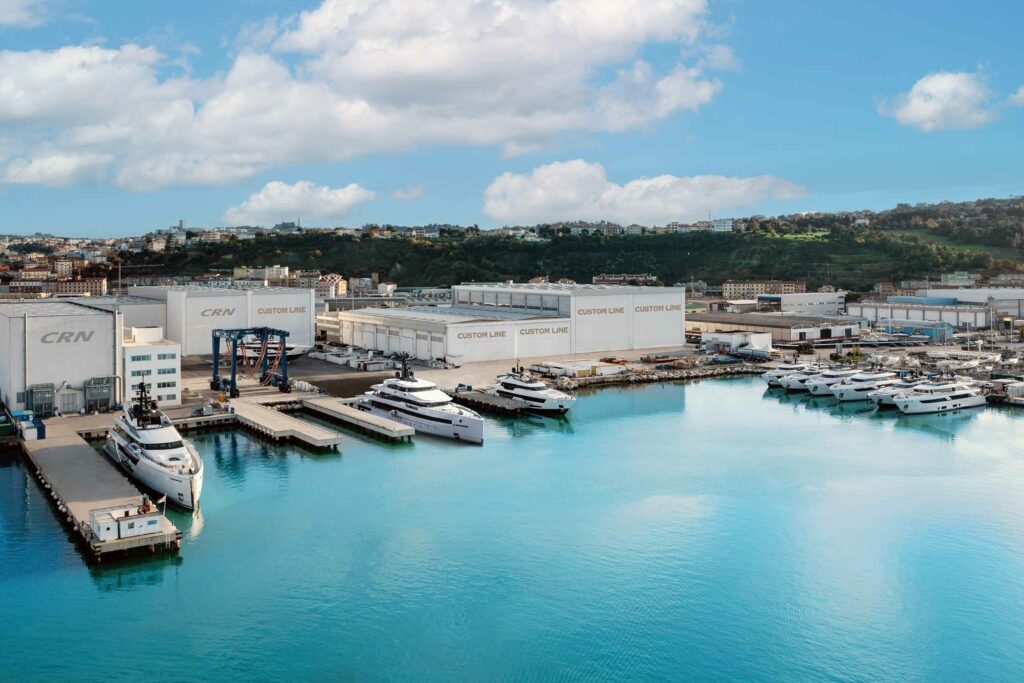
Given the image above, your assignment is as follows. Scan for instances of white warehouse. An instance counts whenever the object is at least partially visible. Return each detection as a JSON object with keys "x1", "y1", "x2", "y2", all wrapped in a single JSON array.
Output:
[
  {"x1": 132, "y1": 286, "x2": 316, "y2": 356},
  {"x1": 317, "y1": 282, "x2": 686, "y2": 363},
  {"x1": 0, "y1": 301, "x2": 122, "y2": 415}
]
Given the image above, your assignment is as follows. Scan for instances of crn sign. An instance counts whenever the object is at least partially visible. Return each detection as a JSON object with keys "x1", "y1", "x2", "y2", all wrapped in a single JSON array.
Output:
[
  {"x1": 201, "y1": 308, "x2": 236, "y2": 317},
  {"x1": 41, "y1": 331, "x2": 95, "y2": 344}
]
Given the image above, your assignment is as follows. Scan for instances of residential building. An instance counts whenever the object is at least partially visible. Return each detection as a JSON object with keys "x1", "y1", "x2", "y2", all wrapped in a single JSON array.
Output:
[{"x1": 721, "y1": 280, "x2": 806, "y2": 298}]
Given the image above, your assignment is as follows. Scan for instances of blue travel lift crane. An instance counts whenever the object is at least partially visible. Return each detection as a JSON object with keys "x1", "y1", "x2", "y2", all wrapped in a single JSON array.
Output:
[{"x1": 210, "y1": 327, "x2": 292, "y2": 398}]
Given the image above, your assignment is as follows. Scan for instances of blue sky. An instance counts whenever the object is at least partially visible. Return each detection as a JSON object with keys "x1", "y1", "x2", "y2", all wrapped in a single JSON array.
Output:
[{"x1": 0, "y1": 0, "x2": 1022, "y2": 235}]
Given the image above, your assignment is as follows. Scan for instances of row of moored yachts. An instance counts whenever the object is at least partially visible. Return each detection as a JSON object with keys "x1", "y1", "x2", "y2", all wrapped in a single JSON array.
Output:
[{"x1": 762, "y1": 363, "x2": 987, "y2": 414}]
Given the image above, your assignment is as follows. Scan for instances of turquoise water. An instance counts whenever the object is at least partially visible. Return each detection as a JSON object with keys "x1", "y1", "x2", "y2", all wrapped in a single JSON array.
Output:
[{"x1": 3, "y1": 376, "x2": 1024, "y2": 681}]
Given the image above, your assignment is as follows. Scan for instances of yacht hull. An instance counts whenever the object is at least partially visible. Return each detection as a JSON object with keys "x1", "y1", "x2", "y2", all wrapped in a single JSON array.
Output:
[
  {"x1": 104, "y1": 434, "x2": 203, "y2": 510},
  {"x1": 494, "y1": 390, "x2": 572, "y2": 414},
  {"x1": 356, "y1": 400, "x2": 484, "y2": 443},
  {"x1": 894, "y1": 394, "x2": 987, "y2": 415}
]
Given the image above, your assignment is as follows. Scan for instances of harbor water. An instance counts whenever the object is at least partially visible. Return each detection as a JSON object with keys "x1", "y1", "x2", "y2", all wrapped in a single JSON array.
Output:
[{"x1": 2, "y1": 376, "x2": 1024, "y2": 680}]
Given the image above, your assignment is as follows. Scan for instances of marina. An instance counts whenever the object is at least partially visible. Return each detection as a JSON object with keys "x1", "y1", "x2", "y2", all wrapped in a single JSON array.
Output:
[
  {"x1": 301, "y1": 396, "x2": 414, "y2": 442},
  {"x1": 4, "y1": 376, "x2": 1023, "y2": 680}
]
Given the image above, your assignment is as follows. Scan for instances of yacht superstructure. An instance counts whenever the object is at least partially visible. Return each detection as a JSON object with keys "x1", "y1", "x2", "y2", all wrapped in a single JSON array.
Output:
[
  {"x1": 105, "y1": 382, "x2": 204, "y2": 510},
  {"x1": 829, "y1": 371, "x2": 899, "y2": 402},
  {"x1": 356, "y1": 357, "x2": 485, "y2": 443},
  {"x1": 762, "y1": 363, "x2": 816, "y2": 387},
  {"x1": 804, "y1": 368, "x2": 860, "y2": 395},
  {"x1": 893, "y1": 382, "x2": 987, "y2": 414}
]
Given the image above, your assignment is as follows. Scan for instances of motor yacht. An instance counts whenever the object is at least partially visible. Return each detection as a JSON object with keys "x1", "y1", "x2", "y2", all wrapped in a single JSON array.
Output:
[
  {"x1": 893, "y1": 382, "x2": 987, "y2": 415},
  {"x1": 778, "y1": 366, "x2": 829, "y2": 391},
  {"x1": 803, "y1": 368, "x2": 860, "y2": 395},
  {"x1": 492, "y1": 366, "x2": 574, "y2": 414},
  {"x1": 105, "y1": 382, "x2": 204, "y2": 510},
  {"x1": 829, "y1": 371, "x2": 899, "y2": 402},
  {"x1": 867, "y1": 378, "x2": 929, "y2": 408},
  {"x1": 762, "y1": 362, "x2": 816, "y2": 387},
  {"x1": 238, "y1": 341, "x2": 310, "y2": 362},
  {"x1": 356, "y1": 357, "x2": 485, "y2": 443}
]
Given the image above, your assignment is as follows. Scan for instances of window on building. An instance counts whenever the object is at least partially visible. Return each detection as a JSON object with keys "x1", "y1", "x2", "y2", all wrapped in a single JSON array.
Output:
[
  {"x1": 157, "y1": 353, "x2": 177, "y2": 360},
  {"x1": 130, "y1": 369, "x2": 152, "y2": 377},
  {"x1": 157, "y1": 381, "x2": 176, "y2": 388},
  {"x1": 157, "y1": 368, "x2": 176, "y2": 375},
  {"x1": 130, "y1": 354, "x2": 152, "y2": 362}
]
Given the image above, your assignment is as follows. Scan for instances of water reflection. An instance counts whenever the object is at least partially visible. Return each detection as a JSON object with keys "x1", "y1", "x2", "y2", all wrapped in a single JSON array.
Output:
[
  {"x1": 89, "y1": 554, "x2": 183, "y2": 592},
  {"x1": 498, "y1": 412, "x2": 575, "y2": 438},
  {"x1": 207, "y1": 430, "x2": 292, "y2": 485}
]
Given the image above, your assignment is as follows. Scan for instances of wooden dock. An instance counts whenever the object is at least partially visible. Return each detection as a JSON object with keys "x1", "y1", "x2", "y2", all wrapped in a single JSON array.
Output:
[
  {"x1": 302, "y1": 397, "x2": 414, "y2": 442},
  {"x1": 21, "y1": 421, "x2": 181, "y2": 562},
  {"x1": 232, "y1": 399, "x2": 343, "y2": 450},
  {"x1": 449, "y1": 390, "x2": 524, "y2": 416}
]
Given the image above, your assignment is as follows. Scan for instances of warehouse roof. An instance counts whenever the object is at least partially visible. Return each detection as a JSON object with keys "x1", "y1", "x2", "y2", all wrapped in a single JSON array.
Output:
[
  {"x1": 456, "y1": 282, "x2": 686, "y2": 296},
  {"x1": 688, "y1": 311, "x2": 858, "y2": 329},
  {"x1": 67, "y1": 295, "x2": 163, "y2": 306},
  {"x1": 132, "y1": 285, "x2": 312, "y2": 295},
  {"x1": 336, "y1": 305, "x2": 554, "y2": 325},
  {"x1": 0, "y1": 301, "x2": 110, "y2": 318}
]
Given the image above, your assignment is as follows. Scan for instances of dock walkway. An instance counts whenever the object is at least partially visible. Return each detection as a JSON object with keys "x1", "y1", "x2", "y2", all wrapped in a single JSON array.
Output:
[
  {"x1": 232, "y1": 398, "x2": 342, "y2": 449},
  {"x1": 21, "y1": 420, "x2": 181, "y2": 561},
  {"x1": 302, "y1": 397, "x2": 414, "y2": 442},
  {"x1": 449, "y1": 390, "x2": 524, "y2": 416}
]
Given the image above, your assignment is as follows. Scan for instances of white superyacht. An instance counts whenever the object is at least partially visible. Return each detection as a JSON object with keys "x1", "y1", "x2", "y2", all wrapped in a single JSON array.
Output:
[
  {"x1": 105, "y1": 382, "x2": 204, "y2": 510},
  {"x1": 803, "y1": 368, "x2": 860, "y2": 395},
  {"x1": 356, "y1": 358, "x2": 485, "y2": 443},
  {"x1": 893, "y1": 381, "x2": 987, "y2": 415},
  {"x1": 492, "y1": 366, "x2": 575, "y2": 415},
  {"x1": 829, "y1": 371, "x2": 899, "y2": 402}
]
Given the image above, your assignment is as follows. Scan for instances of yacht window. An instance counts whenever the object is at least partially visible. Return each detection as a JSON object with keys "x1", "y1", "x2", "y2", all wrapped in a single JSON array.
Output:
[
  {"x1": 920, "y1": 397, "x2": 947, "y2": 404},
  {"x1": 949, "y1": 393, "x2": 972, "y2": 400},
  {"x1": 145, "y1": 440, "x2": 184, "y2": 450}
]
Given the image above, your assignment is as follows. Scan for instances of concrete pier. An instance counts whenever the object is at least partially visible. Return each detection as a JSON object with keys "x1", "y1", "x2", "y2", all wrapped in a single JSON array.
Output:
[
  {"x1": 302, "y1": 396, "x2": 414, "y2": 442},
  {"x1": 233, "y1": 398, "x2": 343, "y2": 449},
  {"x1": 449, "y1": 390, "x2": 524, "y2": 416},
  {"x1": 21, "y1": 420, "x2": 181, "y2": 561}
]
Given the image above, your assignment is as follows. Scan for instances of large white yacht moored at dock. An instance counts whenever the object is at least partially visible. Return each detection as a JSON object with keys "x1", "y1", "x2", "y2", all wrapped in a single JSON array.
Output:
[
  {"x1": 893, "y1": 382, "x2": 988, "y2": 415},
  {"x1": 829, "y1": 371, "x2": 899, "y2": 402},
  {"x1": 867, "y1": 378, "x2": 930, "y2": 408},
  {"x1": 356, "y1": 357, "x2": 485, "y2": 443},
  {"x1": 105, "y1": 382, "x2": 204, "y2": 510},
  {"x1": 778, "y1": 366, "x2": 831, "y2": 391},
  {"x1": 491, "y1": 366, "x2": 574, "y2": 415},
  {"x1": 803, "y1": 368, "x2": 860, "y2": 395}
]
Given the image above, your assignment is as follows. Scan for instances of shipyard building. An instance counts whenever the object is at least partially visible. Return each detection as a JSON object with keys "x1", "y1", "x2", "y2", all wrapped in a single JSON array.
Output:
[
  {"x1": 317, "y1": 283, "x2": 686, "y2": 363},
  {"x1": 132, "y1": 286, "x2": 316, "y2": 355},
  {"x1": 0, "y1": 301, "x2": 122, "y2": 414}
]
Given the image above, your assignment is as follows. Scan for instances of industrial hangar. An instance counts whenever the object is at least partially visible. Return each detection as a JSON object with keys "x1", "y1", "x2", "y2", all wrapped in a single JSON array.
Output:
[{"x1": 317, "y1": 282, "x2": 687, "y2": 363}]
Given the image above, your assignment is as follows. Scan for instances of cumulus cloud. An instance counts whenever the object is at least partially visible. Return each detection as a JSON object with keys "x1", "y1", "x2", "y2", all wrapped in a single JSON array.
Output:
[
  {"x1": 0, "y1": 0, "x2": 47, "y2": 27},
  {"x1": 483, "y1": 160, "x2": 806, "y2": 225},
  {"x1": 1, "y1": 153, "x2": 112, "y2": 186},
  {"x1": 390, "y1": 185, "x2": 425, "y2": 201},
  {"x1": 880, "y1": 71, "x2": 996, "y2": 131},
  {"x1": 0, "y1": 0, "x2": 732, "y2": 189},
  {"x1": 224, "y1": 180, "x2": 375, "y2": 226},
  {"x1": 1010, "y1": 87, "x2": 1024, "y2": 106}
]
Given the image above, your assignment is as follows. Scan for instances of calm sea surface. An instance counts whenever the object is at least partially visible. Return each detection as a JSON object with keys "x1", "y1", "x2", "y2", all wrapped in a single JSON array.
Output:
[{"x1": 2, "y1": 376, "x2": 1024, "y2": 681}]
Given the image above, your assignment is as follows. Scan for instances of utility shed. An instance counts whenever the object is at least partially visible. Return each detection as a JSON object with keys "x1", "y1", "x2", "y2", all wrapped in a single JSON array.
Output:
[{"x1": 0, "y1": 301, "x2": 122, "y2": 414}]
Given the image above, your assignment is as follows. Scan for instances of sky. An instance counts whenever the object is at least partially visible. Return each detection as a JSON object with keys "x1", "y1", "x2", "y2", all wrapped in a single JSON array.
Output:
[{"x1": 0, "y1": 0, "x2": 1022, "y2": 236}]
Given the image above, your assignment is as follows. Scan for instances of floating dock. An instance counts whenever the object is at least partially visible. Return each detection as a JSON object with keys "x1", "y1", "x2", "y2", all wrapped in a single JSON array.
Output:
[
  {"x1": 449, "y1": 390, "x2": 524, "y2": 416},
  {"x1": 301, "y1": 397, "x2": 414, "y2": 442},
  {"x1": 233, "y1": 398, "x2": 343, "y2": 450},
  {"x1": 21, "y1": 420, "x2": 181, "y2": 562}
]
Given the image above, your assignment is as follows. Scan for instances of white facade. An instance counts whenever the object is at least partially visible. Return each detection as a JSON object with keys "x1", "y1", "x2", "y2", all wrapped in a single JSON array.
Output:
[
  {"x1": 123, "y1": 327, "x2": 181, "y2": 407},
  {"x1": 923, "y1": 288, "x2": 1024, "y2": 319},
  {"x1": 321, "y1": 283, "x2": 685, "y2": 363},
  {"x1": 131, "y1": 286, "x2": 315, "y2": 355},
  {"x1": 0, "y1": 301, "x2": 122, "y2": 413},
  {"x1": 759, "y1": 291, "x2": 847, "y2": 315},
  {"x1": 847, "y1": 302, "x2": 989, "y2": 329},
  {"x1": 702, "y1": 331, "x2": 773, "y2": 354}
]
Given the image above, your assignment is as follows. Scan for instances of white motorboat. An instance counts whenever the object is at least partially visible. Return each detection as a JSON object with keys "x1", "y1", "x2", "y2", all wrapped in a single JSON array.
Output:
[
  {"x1": 238, "y1": 341, "x2": 310, "y2": 362},
  {"x1": 105, "y1": 382, "x2": 204, "y2": 510},
  {"x1": 830, "y1": 371, "x2": 899, "y2": 402},
  {"x1": 492, "y1": 366, "x2": 574, "y2": 414},
  {"x1": 893, "y1": 382, "x2": 987, "y2": 415},
  {"x1": 867, "y1": 378, "x2": 930, "y2": 408},
  {"x1": 762, "y1": 362, "x2": 816, "y2": 387},
  {"x1": 804, "y1": 368, "x2": 860, "y2": 395},
  {"x1": 355, "y1": 357, "x2": 485, "y2": 443},
  {"x1": 778, "y1": 366, "x2": 828, "y2": 391}
]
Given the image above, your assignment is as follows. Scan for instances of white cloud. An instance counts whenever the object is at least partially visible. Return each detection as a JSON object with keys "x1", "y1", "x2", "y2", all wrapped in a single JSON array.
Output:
[
  {"x1": 0, "y1": 0, "x2": 731, "y2": 189},
  {"x1": 0, "y1": 0, "x2": 47, "y2": 27},
  {"x1": 1010, "y1": 87, "x2": 1024, "y2": 106},
  {"x1": 224, "y1": 180, "x2": 375, "y2": 226},
  {"x1": 1, "y1": 153, "x2": 112, "y2": 186},
  {"x1": 390, "y1": 185, "x2": 425, "y2": 201},
  {"x1": 482, "y1": 159, "x2": 806, "y2": 225},
  {"x1": 881, "y1": 71, "x2": 996, "y2": 131}
]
